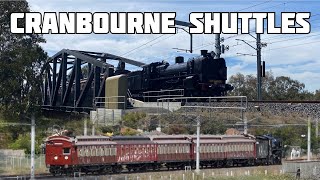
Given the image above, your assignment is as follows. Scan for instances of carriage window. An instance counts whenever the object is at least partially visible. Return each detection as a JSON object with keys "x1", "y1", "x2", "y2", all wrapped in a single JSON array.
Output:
[
  {"x1": 63, "y1": 148, "x2": 70, "y2": 155},
  {"x1": 100, "y1": 147, "x2": 104, "y2": 156},
  {"x1": 78, "y1": 148, "x2": 82, "y2": 157},
  {"x1": 96, "y1": 148, "x2": 99, "y2": 156}
]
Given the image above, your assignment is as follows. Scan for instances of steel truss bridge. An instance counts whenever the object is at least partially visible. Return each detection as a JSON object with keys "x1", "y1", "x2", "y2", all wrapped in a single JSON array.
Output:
[{"x1": 41, "y1": 49, "x2": 145, "y2": 113}]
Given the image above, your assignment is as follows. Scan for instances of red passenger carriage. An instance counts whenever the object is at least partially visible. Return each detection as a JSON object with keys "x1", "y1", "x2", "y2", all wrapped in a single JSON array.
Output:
[{"x1": 45, "y1": 134, "x2": 280, "y2": 176}]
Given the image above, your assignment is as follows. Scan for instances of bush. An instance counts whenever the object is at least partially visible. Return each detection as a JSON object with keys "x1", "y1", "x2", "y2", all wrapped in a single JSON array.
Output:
[{"x1": 9, "y1": 133, "x2": 41, "y2": 154}]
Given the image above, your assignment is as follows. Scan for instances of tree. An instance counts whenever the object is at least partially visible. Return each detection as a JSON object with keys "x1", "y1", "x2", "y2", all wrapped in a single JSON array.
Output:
[
  {"x1": 314, "y1": 90, "x2": 320, "y2": 100},
  {"x1": 228, "y1": 72, "x2": 313, "y2": 100},
  {"x1": 269, "y1": 76, "x2": 306, "y2": 100},
  {"x1": 122, "y1": 112, "x2": 146, "y2": 129},
  {"x1": 0, "y1": 1, "x2": 47, "y2": 121}
]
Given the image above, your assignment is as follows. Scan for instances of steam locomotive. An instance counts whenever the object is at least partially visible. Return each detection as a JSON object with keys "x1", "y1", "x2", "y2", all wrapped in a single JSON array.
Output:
[
  {"x1": 115, "y1": 50, "x2": 233, "y2": 100},
  {"x1": 45, "y1": 134, "x2": 282, "y2": 176}
]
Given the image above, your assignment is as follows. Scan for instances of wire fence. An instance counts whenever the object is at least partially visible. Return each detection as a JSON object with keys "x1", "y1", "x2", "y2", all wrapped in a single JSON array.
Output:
[{"x1": 0, "y1": 154, "x2": 47, "y2": 175}]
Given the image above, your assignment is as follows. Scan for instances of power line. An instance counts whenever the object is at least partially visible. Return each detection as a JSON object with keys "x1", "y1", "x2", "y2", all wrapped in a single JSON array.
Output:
[
  {"x1": 237, "y1": 0, "x2": 273, "y2": 12},
  {"x1": 267, "y1": 39, "x2": 320, "y2": 51},
  {"x1": 120, "y1": 34, "x2": 166, "y2": 56},
  {"x1": 148, "y1": 34, "x2": 177, "y2": 47},
  {"x1": 120, "y1": 27, "x2": 188, "y2": 56},
  {"x1": 257, "y1": 2, "x2": 286, "y2": 11},
  {"x1": 267, "y1": 33, "x2": 320, "y2": 44}
]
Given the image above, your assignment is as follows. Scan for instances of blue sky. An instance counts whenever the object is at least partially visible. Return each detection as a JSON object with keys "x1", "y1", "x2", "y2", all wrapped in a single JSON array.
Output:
[{"x1": 27, "y1": 0, "x2": 320, "y2": 92}]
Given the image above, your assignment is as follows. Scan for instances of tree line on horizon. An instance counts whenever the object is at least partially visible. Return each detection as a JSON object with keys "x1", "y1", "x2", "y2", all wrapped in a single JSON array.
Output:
[{"x1": 228, "y1": 71, "x2": 320, "y2": 101}]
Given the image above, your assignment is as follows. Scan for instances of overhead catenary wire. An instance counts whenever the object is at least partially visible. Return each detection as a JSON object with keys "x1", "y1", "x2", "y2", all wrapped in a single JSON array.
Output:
[
  {"x1": 120, "y1": 27, "x2": 188, "y2": 56},
  {"x1": 120, "y1": 34, "x2": 166, "y2": 56},
  {"x1": 236, "y1": 0, "x2": 273, "y2": 12},
  {"x1": 122, "y1": 1, "x2": 316, "y2": 57}
]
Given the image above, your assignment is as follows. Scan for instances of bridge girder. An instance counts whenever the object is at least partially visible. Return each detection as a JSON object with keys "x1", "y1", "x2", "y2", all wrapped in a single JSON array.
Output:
[{"x1": 41, "y1": 49, "x2": 144, "y2": 112}]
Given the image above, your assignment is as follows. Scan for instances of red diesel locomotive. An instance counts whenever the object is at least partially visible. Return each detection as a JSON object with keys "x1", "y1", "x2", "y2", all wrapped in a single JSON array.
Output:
[{"x1": 45, "y1": 134, "x2": 281, "y2": 176}]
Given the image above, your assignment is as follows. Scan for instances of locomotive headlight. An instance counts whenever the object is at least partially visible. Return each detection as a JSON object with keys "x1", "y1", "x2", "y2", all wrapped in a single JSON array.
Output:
[
  {"x1": 54, "y1": 156, "x2": 58, "y2": 160},
  {"x1": 64, "y1": 156, "x2": 68, "y2": 160}
]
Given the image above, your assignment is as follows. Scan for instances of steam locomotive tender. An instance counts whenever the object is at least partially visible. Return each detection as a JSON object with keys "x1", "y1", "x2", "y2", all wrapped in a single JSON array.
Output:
[{"x1": 122, "y1": 50, "x2": 233, "y2": 99}]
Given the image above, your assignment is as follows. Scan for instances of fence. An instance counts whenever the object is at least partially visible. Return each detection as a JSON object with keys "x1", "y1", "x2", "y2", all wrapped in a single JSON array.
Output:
[
  {"x1": 143, "y1": 89, "x2": 184, "y2": 102},
  {"x1": 0, "y1": 154, "x2": 47, "y2": 175}
]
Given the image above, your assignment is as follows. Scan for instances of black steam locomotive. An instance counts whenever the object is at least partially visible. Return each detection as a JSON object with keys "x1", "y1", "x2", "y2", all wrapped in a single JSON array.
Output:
[
  {"x1": 256, "y1": 134, "x2": 283, "y2": 165},
  {"x1": 116, "y1": 50, "x2": 233, "y2": 100}
]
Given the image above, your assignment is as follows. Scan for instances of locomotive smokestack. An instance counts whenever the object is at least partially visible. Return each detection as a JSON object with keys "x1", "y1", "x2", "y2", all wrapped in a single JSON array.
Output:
[
  {"x1": 175, "y1": 56, "x2": 184, "y2": 63},
  {"x1": 200, "y1": 50, "x2": 208, "y2": 56}
]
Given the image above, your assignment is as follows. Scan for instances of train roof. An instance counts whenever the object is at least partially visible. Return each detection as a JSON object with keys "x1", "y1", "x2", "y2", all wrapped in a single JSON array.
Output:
[
  {"x1": 75, "y1": 141, "x2": 116, "y2": 146},
  {"x1": 75, "y1": 135, "x2": 111, "y2": 141},
  {"x1": 111, "y1": 136, "x2": 151, "y2": 141},
  {"x1": 147, "y1": 135, "x2": 187, "y2": 140},
  {"x1": 152, "y1": 140, "x2": 191, "y2": 144},
  {"x1": 113, "y1": 141, "x2": 155, "y2": 145},
  {"x1": 188, "y1": 135, "x2": 254, "y2": 140},
  {"x1": 46, "y1": 135, "x2": 73, "y2": 142},
  {"x1": 147, "y1": 135, "x2": 190, "y2": 144}
]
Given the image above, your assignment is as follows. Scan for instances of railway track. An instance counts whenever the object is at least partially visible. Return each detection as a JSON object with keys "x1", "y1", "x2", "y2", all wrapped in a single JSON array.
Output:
[
  {"x1": 243, "y1": 100, "x2": 320, "y2": 104},
  {"x1": 1, "y1": 165, "x2": 282, "y2": 179},
  {"x1": 193, "y1": 100, "x2": 320, "y2": 104}
]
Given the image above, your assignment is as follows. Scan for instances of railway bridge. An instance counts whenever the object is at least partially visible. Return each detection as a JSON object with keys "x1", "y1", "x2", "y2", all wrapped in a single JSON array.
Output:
[{"x1": 41, "y1": 49, "x2": 145, "y2": 113}]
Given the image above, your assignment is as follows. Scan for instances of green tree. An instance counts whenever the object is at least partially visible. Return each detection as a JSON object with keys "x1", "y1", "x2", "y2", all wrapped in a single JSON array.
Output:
[
  {"x1": 269, "y1": 76, "x2": 306, "y2": 100},
  {"x1": 228, "y1": 72, "x2": 313, "y2": 100},
  {"x1": 9, "y1": 133, "x2": 41, "y2": 154},
  {"x1": 122, "y1": 112, "x2": 146, "y2": 129},
  {"x1": 314, "y1": 90, "x2": 320, "y2": 100},
  {"x1": 0, "y1": 1, "x2": 47, "y2": 121}
]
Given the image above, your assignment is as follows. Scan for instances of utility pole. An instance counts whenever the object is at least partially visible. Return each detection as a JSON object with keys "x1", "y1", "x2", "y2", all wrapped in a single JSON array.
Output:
[
  {"x1": 84, "y1": 118, "x2": 87, "y2": 136},
  {"x1": 256, "y1": 34, "x2": 262, "y2": 101},
  {"x1": 174, "y1": 20, "x2": 193, "y2": 53},
  {"x1": 308, "y1": 117, "x2": 311, "y2": 161},
  {"x1": 316, "y1": 118, "x2": 318, "y2": 138},
  {"x1": 30, "y1": 114, "x2": 35, "y2": 180},
  {"x1": 196, "y1": 115, "x2": 201, "y2": 174},
  {"x1": 215, "y1": 34, "x2": 221, "y2": 59},
  {"x1": 236, "y1": 33, "x2": 266, "y2": 100},
  {"x1": 243, "y1": 116, "x2": 248, "y2": 135}
]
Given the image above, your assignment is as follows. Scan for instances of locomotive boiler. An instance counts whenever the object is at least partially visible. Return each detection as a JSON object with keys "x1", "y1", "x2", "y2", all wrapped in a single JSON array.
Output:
[{"x1": 122, "y1": 50, "x2": 233, "y2": 100}]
